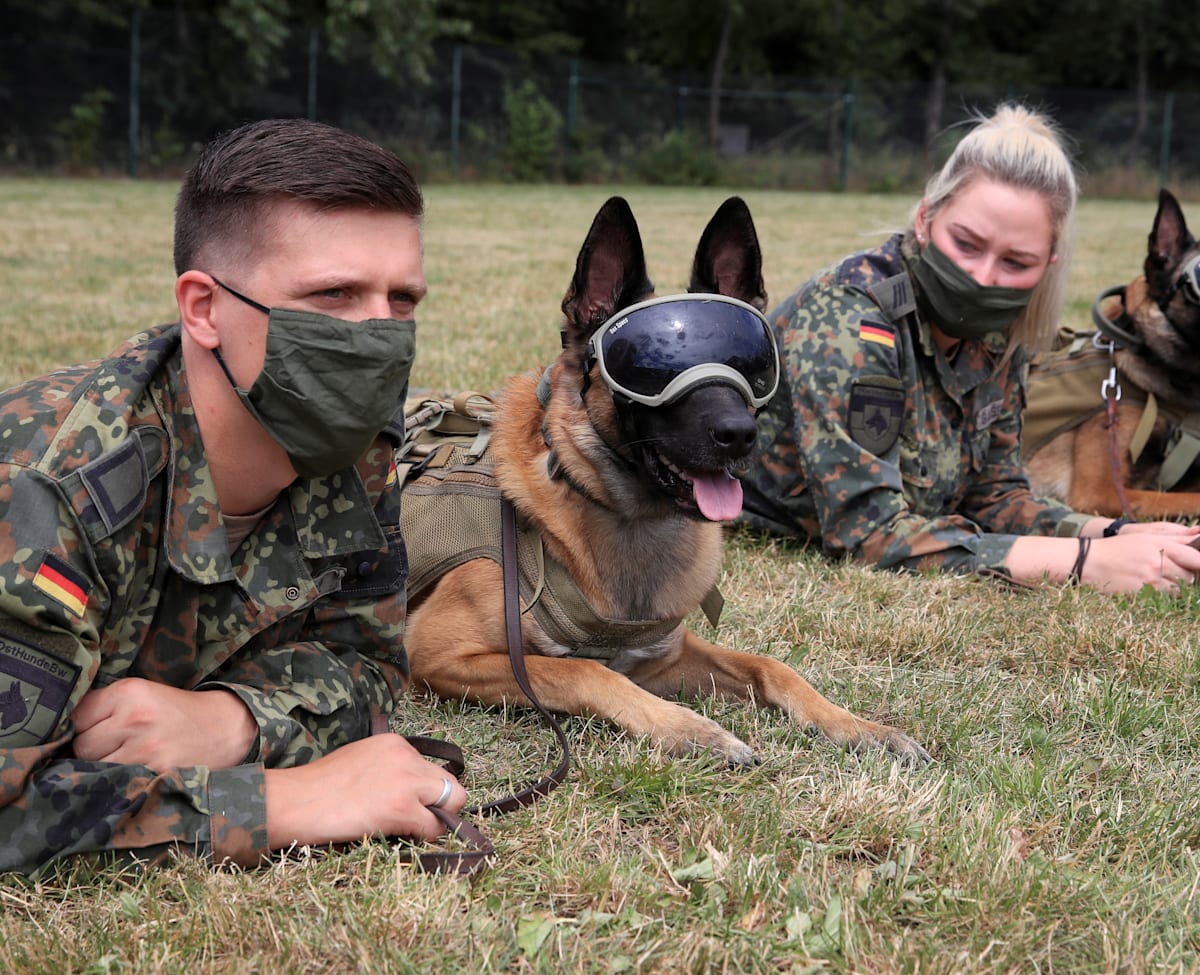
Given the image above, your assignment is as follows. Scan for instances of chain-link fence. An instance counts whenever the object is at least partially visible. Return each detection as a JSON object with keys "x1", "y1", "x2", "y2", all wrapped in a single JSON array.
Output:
[{"x1": 4, "y1": 8, "x2": 1198, "y2": 196}]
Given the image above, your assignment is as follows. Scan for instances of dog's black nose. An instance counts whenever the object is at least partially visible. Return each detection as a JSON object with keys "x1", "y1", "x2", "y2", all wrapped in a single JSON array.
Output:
[{"x1": 709, "y1": 411, "x2": 758, "y2": 457}]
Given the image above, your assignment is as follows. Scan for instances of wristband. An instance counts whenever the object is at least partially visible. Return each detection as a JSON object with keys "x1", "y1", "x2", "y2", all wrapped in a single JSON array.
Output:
[
  {"x1": 1068, "y1": 536, "x2": 1091, "y2": 585},
  {"x1": 1103, "y1": 518, "x2": 1133, "y2": 538}
]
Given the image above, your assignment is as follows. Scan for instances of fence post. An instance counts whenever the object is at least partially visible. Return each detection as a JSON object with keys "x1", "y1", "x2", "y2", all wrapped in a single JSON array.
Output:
[
  {"x1": 1160, "y1": 91, "x2": 1174, "y2": 189},
  {"x1": 839, "y1": 80, "x2": 855, "y2": 192},
  {"x1": 567, "y1": 57, "x2": 579, "y2": 166},
  {"x1": 127, "y1": 5, "x2": 140, "y2": 179},
  {"x1": 307, "y1": 28, "x2": 319, "y2": 121},
  {"x1": 450, "y1": 44, "x2": 462, "y2": 176}
]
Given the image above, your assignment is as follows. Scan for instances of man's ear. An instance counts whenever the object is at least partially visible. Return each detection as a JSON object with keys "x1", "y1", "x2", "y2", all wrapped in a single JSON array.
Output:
[{"x1": 176, "y1": 271, "x2": 220, "y2": 350}]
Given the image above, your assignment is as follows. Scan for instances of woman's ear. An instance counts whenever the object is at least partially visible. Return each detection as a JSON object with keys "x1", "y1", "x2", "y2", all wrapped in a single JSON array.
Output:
[
  {"x1": 914, "y1": 201, "x2": 929, "y2": 245},
  {"x1": 176, "y1": 271, "x2": 220, "y2": 350}
]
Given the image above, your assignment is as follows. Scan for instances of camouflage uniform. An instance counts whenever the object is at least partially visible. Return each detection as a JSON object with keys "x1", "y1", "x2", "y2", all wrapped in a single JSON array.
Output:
[
  {"x1": 739, "y1": 233, "x2": 1090, "y2": 574},
  {"x1": 0, "y1": 325, "x2": 408, "y2": 875}
]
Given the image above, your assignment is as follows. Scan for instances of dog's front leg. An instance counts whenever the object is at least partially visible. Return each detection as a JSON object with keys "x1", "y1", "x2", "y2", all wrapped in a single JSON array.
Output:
[
  {"x1": 628, "y1": 630, "x2": 931, "y2": 765},
  {"x1": 405, "y1": 571, "x2": 757, "y2": 763}
]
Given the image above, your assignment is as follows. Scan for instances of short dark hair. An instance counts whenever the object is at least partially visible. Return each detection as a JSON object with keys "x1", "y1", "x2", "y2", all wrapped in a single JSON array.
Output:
[{"x1": 173, "y1": 118, "x2": 424, "y2": 275}]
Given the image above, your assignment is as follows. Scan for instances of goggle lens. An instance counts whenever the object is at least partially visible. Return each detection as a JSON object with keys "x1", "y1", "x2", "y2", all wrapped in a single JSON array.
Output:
[
  {"x1": 590, "y1": 294, "x2": 779, "y2": 409},
  {"x1": 1181, "y1": 255, "x2": 1200, "y2": 304}
]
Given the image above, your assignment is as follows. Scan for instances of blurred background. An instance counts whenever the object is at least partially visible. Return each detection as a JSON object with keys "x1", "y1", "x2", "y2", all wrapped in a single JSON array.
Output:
[{"x1": 3, "y1": 0, "x2": 1199, "y2": 197}]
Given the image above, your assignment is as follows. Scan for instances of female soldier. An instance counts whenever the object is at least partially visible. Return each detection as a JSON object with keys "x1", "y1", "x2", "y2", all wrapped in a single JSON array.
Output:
[{"x1": 739, "y1": 104, "x2": 1200, "y2": 593}]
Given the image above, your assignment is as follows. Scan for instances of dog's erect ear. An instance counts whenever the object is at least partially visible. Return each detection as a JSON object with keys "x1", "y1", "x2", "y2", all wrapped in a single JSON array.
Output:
[
  {"x1": 1145, "y1": 188, "x2": 1195, "y2": 296},
  {"x1": 560, "y1": 197, "x2": 653, "y2": 346},
  {"x1": 689, "y1": 196, "x2": 767, "y2": 311}
]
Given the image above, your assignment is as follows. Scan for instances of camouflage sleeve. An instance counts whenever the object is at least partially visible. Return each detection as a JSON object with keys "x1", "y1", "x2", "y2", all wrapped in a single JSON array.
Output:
[
  {"x1": 0, "y1": 732, "x2": 267, "y2": 874},
  {"x1": 785, "y1": 285, "x2": 1018, "y2": 574},
  {"x1": 0, "y1": 462, "x2": 269, "y2": 875},
  {"x1": 199, "y1": 595, "x2": 406, "y2": 769},
  {"x1": 958, "y1": 364, "x2": 1090, "y2": 542},
  {"x1": 199, "y1": 445, "x2": 408, "y2": 770}
]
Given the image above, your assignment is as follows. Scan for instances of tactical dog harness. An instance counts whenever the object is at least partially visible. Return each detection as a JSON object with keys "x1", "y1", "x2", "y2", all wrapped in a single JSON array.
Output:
[
  {"x1": 1024, "y1": 279, "x2": 1200, "y2": 491},
  {"x1": 398, "y1": 389, "x2": 689, "y2": 660}
]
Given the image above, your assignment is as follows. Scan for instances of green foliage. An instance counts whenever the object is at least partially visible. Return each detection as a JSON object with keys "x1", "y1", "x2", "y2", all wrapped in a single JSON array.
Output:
[
  {"x1": 635, "y1": 129, "x2": 720, "y2": 186},
  {"x1": 503, "y1": 80, "x2": 563, "y2": 182},
  {"x1": 52, "y1": 89, "x2": 114, "y2": 171}
]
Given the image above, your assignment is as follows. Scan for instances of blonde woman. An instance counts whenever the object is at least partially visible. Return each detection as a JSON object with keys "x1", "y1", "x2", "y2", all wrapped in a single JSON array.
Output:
[{"x1": 740, "y1": 104, "x2": 1200, "y2": 592}]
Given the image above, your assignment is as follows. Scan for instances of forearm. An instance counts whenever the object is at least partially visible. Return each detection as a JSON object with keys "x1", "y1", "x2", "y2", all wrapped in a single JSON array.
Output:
[
  {"x1": 0, "y1": 743, "x2": 267, "y2": 875},
  {"x1": 204, "y1": 638, "x2": 401, "y2": 767}
]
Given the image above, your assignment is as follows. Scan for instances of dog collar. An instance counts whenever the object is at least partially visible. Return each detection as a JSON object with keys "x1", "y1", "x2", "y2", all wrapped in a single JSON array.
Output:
[{"x1": 1091, "y1": 283, "x2": 1145, "y2": 352}]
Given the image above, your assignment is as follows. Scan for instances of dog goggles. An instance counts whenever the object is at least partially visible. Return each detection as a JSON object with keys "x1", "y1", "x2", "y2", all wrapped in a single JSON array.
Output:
[
  {"x1": 1174, "y1": 254, "x2": 1200, "y2": 305},
  {"x1": 588, "y1": 293, "x2": 780, "y2": 409}
]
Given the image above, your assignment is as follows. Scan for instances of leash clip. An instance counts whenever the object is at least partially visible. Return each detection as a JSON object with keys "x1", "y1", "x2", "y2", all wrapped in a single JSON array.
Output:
[
  {"x1": 1091, "y1": 331, "x2": 1115, "y2": 354},
  {"x1": 1101, "y1": 364, "x2": 1122, "y2": 403}
]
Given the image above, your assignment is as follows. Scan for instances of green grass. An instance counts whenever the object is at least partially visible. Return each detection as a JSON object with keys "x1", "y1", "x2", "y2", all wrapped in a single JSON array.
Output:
[{"x1": 2, "y1": 179, "x2": 1199, "y2": 974}]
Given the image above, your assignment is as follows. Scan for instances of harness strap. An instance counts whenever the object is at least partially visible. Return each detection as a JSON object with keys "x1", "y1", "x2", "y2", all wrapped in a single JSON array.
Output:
[
  {"x1": 1129, "y1": 393, "x2": 1158, "y2": 465},
  {"x1": 1159, "y1": 413, "x2": 1200, "y2": 490}
]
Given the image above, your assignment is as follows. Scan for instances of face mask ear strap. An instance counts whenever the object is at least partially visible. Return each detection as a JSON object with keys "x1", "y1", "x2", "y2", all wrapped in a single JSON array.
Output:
[
  {"x1": 210, "y1": 347, "x2": 246, "y2": 393},
  {"x1": 211, "y1": 276, "x2": 271, "y2": 315}
]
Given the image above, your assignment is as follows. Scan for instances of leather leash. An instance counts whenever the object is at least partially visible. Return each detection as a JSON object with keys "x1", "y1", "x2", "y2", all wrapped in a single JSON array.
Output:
[
  {"x1": 466, "y1": 497, "x2": 572, "y2": 816},
  {"x1": 387, "y1": 495, "x2": 572, "y2": 873},
  {"x1": 1095, "y1": 303, "x2": 1138, "y2": 521},
  {"x1": 1104, "y1": 388, "x2": 1137, "y2": 521}
]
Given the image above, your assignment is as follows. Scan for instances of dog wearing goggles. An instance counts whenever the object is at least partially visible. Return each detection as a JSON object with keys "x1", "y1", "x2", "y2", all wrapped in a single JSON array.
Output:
[
  {"x1": 1025, "y1": 188, "x2": 1200, "y2": 518},
  {"x1": 402, "y1": 196, "x2": 929, "y2": 765}
]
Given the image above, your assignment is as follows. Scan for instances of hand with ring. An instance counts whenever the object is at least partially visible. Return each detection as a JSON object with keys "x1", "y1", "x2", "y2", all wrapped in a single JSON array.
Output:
[{"x1": 429, "y1": 777, "x2": 454, "y2": 809}]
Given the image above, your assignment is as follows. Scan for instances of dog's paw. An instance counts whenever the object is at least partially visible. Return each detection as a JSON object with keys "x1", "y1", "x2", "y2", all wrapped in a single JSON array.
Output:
[
  {"x1": 861, "y1": 726, "x2": 933, "y2": 767},
  {"x1": 654, "y1": 714, "x2": 757, "y2": 766}
]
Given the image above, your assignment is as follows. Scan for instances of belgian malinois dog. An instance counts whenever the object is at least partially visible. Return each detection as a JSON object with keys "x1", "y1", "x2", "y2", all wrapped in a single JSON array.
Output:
[
  {"x1": 402, "y1": 196, "x2": 929, "y2": 765},
  {"x1": 1026, "y1": 189, "x2": 1200, "y2": 518}
]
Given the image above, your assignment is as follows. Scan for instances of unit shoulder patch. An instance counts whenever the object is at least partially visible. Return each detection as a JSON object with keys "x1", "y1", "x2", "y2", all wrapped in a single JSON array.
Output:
[
  {"x1": 0, "y1": 626, "x2": 81, "y2": 746},
  {"x1": 848, "y1": 376, "x2": 905, "y2": 456}
]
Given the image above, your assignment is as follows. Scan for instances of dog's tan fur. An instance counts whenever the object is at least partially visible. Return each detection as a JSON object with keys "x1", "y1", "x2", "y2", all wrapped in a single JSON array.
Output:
[
  {"x1": 404, "y1": 197, "x2": 928, "y2": 765},
  {"x1": 1026, "y1": 190, "x2": 1200, "y2": 519}
]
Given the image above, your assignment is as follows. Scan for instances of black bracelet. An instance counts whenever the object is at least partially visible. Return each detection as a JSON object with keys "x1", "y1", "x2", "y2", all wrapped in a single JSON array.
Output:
[
  {"x1": 1103, "y1": 518, "x2": 1133, "y2": 538},
  {"x1": 1068, "y1": 536, "x2": 1092, "y2": 585}
]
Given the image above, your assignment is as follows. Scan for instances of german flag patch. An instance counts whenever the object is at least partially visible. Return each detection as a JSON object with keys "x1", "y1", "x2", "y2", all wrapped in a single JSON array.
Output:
[
  {"x1": 385, "y1": 457, "x2": 398, "y2": 488},
  {"x1": 860, "y1": 323, "x2": 895, "y2": 348},
  {"x1": 32, "y1": 554, "x2": 92, "y2": 619}
]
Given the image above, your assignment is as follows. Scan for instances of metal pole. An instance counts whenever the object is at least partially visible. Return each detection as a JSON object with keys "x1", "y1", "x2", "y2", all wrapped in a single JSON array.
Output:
[
  {"x1": 127, "y1": 5, "x2": 140, "y2": 179},
  {"x1": 1160, "y1": 91, "x2": 1174, "y2": 189},
  {"x1": 567, "y1": 57, "x2": 578, "y2": 166},
  {"x1": 307, "y1": 28, "x2": 319, "y2": 120},
  {"x1": 839, "y1": 80, "x2": 855, "y2": 192},
  {"x1": 450, "y1": 44, "x2": 462, "y2": 177}
]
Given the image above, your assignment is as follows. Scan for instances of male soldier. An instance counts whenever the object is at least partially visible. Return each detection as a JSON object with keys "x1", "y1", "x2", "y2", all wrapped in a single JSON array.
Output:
[{"x1": 0, "y1": 118, "x2": 466, "y2": 874}]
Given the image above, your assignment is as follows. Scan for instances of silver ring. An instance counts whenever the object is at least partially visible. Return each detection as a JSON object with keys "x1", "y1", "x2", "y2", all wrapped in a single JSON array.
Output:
[{"x1": 430, "y1": 777, "x2": 453, "y2": 809}]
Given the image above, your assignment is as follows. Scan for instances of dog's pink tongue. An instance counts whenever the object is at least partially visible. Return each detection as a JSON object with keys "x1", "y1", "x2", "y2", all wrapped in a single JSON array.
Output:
[{"x1": 691, "y1": 471, "x2": 744, "y2": 522}]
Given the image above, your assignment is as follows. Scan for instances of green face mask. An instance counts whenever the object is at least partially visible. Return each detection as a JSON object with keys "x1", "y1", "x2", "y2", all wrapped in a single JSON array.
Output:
[
  {"x1": 911, "y1": 238, "x2": 1035, "y2": 341},
  {"x1": 211, "y1": 278, "x2": 416, "y2": 478}
]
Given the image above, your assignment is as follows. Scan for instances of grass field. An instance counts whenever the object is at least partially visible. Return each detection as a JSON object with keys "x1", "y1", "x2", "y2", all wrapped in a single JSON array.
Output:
[{"x1": 2, "y1": 179, "x2": 1199, "y2": 974}]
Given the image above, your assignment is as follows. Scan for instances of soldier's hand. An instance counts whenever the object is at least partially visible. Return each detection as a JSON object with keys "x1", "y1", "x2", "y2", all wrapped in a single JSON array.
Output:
[
  {"x1": 263, "y1": 734, "x2": 466, "y2": 848},
  {"x1": 71, "y1": 678, "x2": 257, "y2": 770},
  {"x1": 1084, "y1": 534, "x2": 1200, "y2": 592}
]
